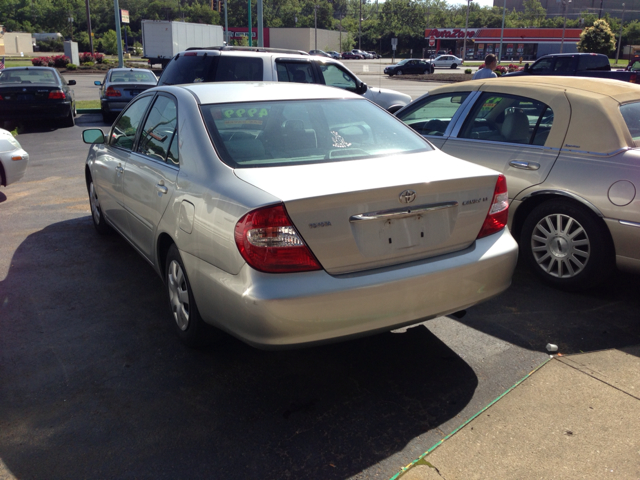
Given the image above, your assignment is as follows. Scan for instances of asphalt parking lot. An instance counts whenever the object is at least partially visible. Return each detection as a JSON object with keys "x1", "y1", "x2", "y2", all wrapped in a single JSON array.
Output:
[{"x1": 1, "y1": 84, "x2": 639, "y2": 479}]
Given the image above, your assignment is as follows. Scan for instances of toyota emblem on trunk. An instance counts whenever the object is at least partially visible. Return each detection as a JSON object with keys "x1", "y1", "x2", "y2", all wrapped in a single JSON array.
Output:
[{"x1": 399, "y1": 189, "x2": 416, "y2": 204}]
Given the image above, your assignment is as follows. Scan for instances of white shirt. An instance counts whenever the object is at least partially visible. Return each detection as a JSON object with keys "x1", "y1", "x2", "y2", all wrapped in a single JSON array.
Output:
[{"x1": 472, "y1": 68, "x2": 498, "y2": 79}]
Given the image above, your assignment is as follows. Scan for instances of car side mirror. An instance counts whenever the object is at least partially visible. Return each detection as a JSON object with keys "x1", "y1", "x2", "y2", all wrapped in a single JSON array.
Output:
[
  {"x1": 68, "y1": 80, "x2": 76, "y2": 85},
  {"x1": 356, "y1": 82, "x2": 367, "y2": 95},
  {"x1": 524, "y1": 63, "x2": 530, "y2": 72},
  {"x1": 94, "y1": 80, "x2": 102, "y2": 86},
  {"x1": 83, "y1": 129, "x2": 106, "y2": 145}
]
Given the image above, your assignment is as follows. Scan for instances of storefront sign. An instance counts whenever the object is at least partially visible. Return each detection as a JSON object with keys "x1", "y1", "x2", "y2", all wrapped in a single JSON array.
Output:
[
  {"x1": 477, "y1": 43, "x2": 485, "y2": 55},
  {"x1": 517, "y1": 43, "x2": 524, "y2": 53},
  {"x1": 424, "y1": 28, "x2": 478, "y2": 39},
  {"x1": 507, "y1": 43, "x2": 513, "y2": 54}
]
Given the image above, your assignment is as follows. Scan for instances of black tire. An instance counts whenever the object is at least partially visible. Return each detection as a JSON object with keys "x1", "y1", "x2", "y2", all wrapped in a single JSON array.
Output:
[
  {"x1": 88, "y1": 179, "x2": 112, "y2": 235},
  {"x1": 397, "y1": 69, "x2": 403, "y2": 76},
  {"x1": 101, "y1": 109, "x2": 111, "y2": 124},
  {"x1": 450, "y1": 63, "x2": 457, "y2": 69},
  {"x1": 521, "y1": 200, "x2": 614, "y2": 291},
  {"x1": 63, "y1": 107, "x2": 75, "y2": 127},
  {"x1": 431, "y1": 64, "x2": 436, "y2": 74},
  {"x1": 165, "y1": 244, "x2": 215, "y2": 347}
]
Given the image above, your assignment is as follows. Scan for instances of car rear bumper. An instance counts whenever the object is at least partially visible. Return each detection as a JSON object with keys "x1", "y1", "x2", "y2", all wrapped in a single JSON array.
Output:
[
  {"x1": 185, "y1": 227, "x2": 518, "y2": 349},
  {"x1": 0, "y1": 103, "x2": 71, "y2": 121},
  {"x1": 101, "y1": 100, "x2": 131, "y2": 113}
]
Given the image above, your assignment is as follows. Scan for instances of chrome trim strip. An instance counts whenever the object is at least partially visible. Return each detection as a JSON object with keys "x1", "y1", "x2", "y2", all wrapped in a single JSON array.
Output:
[
  {"x1": 350, "y1": 201, "x2": 458, "y2": 223},
  {"x1": 518, "y1": 189, "x2": 604, "y2": 218},
  {"x1": 446, "y1": 137, "x2": 559, "y2": 151},
  {"x1": 560, "y1": 147, "x2": 631, "y2": 157},
  {"x1": 620, "y1": 220, "x2": 640, "y2": 228}
]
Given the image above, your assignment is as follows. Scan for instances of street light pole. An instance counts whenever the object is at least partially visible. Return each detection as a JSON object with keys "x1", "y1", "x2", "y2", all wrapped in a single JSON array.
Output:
[
  {"x1": 498, "y1": 0, "x2": 506, "y2": 62},
  {"x1": 359, "y1": 0, "x2": 362, "y2": 50},
  {"x1": 85, "y1": 0, "x2": 93, "y2": 53},
  {"x1": 616, "y1": 3, "x2": 626, "y2": 64},
  {"x1": 560, "y1": 0, "x2": 571, "y2": 53},
  {"x1": 314, "y1": 4, "x2": 317, "y2": 51},
  {"x1": 462, "y1": 0, "x2": 471, "y2": 63}
]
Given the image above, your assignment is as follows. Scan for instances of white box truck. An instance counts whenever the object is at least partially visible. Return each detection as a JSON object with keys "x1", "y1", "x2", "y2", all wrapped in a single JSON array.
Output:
[{"x1": 142, "y1": 20, "x2": 224, "y2": 68}]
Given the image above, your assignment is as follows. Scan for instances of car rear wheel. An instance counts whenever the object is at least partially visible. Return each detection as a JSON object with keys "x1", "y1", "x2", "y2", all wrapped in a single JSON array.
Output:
[
  {"x1": 397, "y1": 70, "x2": 403, "y2": 75},
  {"x1": 88, "y1": 180, "x2": 111, "y2": 235},
  {"x1": 63, "y1": 107, "x2": 75, "y2": 127},
  {"x1": 165, "y1": 244, "x2": 215, "y2": 347},
  {"x1": 521, "y1": 200, "x2": 614, "y2": 291},
  {"x1": 450, "y1": 63, "x2": 458, "y2": 69}
]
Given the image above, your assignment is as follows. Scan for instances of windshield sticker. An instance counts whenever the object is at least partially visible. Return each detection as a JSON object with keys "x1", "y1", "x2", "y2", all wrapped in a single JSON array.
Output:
[
  {"x1": 331, "y1": 131, "x2": 351, "y2": 148},
  {"x1": 222, "y1": 108, "x2": 269, "y2": 119},
  {"x1": 222, "y1": 119, "x2": 264, "y2": 126}
]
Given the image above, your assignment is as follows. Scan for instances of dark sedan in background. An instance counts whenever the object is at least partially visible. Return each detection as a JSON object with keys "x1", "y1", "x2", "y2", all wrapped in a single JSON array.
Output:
[
  {"x1": 95, "y1": 68, "x2": 157, "y2": 122},
  {"x1": 384, "y1": 59, "x2": 434, "y2": 76},
  {"x1": 0, "y1": 67, "x2": 76, "y2": 128}
]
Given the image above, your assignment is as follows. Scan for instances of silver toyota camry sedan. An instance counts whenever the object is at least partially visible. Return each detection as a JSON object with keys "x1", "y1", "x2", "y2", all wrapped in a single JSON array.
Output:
[{"x1": 82, "y1": 82, "x2": 518, "y2": 349}]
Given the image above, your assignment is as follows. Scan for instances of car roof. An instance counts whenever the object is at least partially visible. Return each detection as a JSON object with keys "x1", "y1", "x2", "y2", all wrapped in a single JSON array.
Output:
[
  {"x1": 177, "y1": 81, "x2": 361, "y2": 104},
  {"x1": 109, "y1": 67, "x2": 155, "y2": 73}
]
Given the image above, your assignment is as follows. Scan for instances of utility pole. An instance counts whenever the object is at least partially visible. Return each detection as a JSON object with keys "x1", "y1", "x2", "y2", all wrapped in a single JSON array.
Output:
[
  {"x1": 113, "y1": 0, "x2": 123, "y2": 67},
  {"x1": 85, "y1": 0, "x2": 93, "y2": 53},
  {"x1": 248, "y1": 0, "x2": 251, "y2": 46},
  {"x1": 314, "y1": 4, "x2": 317, "y2": 51},
  {"x1": 462, "y1": 0, "x2": 471, "y2": 63},
  {"x1": 257, "y1": 0, "x2": 263, "y2": 47},
  {"x1": 616, "y1": 3, "x2": 625, "y2": 64}
]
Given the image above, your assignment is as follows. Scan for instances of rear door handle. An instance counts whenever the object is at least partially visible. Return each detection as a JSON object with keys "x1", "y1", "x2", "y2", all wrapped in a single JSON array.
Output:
[{"x1": 509, "y1": 160, "x2": 540, "y2": 170}]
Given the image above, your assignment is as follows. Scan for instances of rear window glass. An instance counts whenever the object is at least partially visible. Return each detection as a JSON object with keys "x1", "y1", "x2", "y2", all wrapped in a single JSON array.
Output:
[
  {"x1": 0, "y1": 69, "x2": 58, "y2": 84},
  {"x1": 578, "y1": 55, "x2": 611, "y2": 71},
  {"x1": 201, "y1": 99, "x2": 432, "y2": 168},
  {"x1": 159, "y1": 54, "x2": 263, "y2": 85},
  {"x1": 620, "y1": 102, "x2": 640, "y2": 146},
  {"x1": 109, "y1": 70, "x2": 157, "y2": 83}
]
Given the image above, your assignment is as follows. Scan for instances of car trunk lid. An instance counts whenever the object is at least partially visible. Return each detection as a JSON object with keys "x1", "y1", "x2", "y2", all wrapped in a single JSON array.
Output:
[{"x1": 234, "y1": 151, "x2": 502, "y2": 274}]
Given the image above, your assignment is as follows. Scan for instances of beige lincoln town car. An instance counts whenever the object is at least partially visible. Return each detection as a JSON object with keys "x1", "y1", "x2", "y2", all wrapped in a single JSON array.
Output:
[{"x1": 396, "y1": 76, "x2": 640, "y2": 290}]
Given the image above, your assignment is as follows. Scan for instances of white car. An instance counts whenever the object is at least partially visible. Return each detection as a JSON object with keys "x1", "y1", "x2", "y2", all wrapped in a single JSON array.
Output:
[
  {"x1": 431, "y1": 55, "x2": 463, "y2": 69},
  {"x1": 0, "y1": 129, "x2": 29, "y2": 187}
]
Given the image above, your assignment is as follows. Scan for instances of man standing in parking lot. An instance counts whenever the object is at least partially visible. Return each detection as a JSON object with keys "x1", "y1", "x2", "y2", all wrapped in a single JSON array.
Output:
[{"x1": 473, "y1": 54, "x2": 497, "y2": 79}]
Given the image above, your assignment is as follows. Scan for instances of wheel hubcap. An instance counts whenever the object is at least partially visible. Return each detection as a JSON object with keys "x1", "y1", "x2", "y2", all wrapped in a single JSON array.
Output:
[
  {"x1": 531, "y1": 213, "x2": 590, "y2": 278},
  {"x1": 167, "y1": 260, "x2": 190, "y2": 331},
  {"x1": 89, "y1": 183, "x2": 101, "y2": 224}
]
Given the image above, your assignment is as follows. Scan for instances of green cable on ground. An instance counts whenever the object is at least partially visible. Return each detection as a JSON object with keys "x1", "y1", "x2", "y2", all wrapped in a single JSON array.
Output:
[{"x1": 389, "y1": 357, "x2": 552, "y2": 480}]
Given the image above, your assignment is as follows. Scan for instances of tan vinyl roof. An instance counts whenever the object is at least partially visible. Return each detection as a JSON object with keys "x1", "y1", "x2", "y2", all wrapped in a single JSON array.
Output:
[{"x1": 430, "y1": 76, "x2": 640, "y2": 154}]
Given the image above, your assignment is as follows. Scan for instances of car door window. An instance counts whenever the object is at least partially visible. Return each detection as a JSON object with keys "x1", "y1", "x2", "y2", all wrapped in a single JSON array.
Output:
[
  {"x1": 396, "y1": 93, "x2": 471, "y2": 136},
  {"x1": 109, "y1": 95, "x2": 153, "y2": 150},
  {"x1": 458, "y1": 93, "x2": 554, "y2": 145},
  {"x1": 553, "y1": 57, "x2": 574, "y2": 73},
  {"x1": 530, "y1": 58, "x2": 554, "y2": 74},
  {"x1": 136, "y1": 95, "x2": 178, "y2": 164},
  {"x1": 277, "y1": 61, "x2": 316, "y2": 83},
  {"x1": 317, "y1": 64, "x2": 358, "y2": 92}
]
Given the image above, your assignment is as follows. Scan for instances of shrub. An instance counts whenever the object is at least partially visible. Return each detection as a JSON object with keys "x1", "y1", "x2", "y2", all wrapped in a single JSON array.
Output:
[
  {"x1": 66, "y1": 63, "x2": 77, "y2": 70},
  {"x1": 94, "y1": 52, "x2": 105, "y2": 64},
  {"x1": 31, "y1": 57, "x2": 48, "y2": 66},
  {"x1": 52, "y1": 55, "x2": 71, "y2": 68},
  {"x1": 495, "y1": 65, "x2": 507, "y2": 74},
  {"x1": 79, "y1": 52, "x2": 94, "y2": 64},
  {"x1": 465, "y1": 68, "x2": 472, "y2": 74}
]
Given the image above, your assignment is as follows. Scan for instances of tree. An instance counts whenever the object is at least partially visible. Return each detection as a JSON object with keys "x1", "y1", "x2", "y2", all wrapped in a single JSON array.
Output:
[
  {"x1": 577, "y1": 19, "x2": 616, "y2": 55},
  {"x1": 521, "y1": 0, "x2": 546, "y2": 27},
  {"x1": 624, "y1": 20, "x2": 640, "y2": 46}
]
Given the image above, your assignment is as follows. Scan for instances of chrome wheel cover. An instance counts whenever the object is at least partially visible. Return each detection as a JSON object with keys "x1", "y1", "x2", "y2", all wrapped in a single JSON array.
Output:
[
  {"x1": 167, "y1": 259, "x2": 190, "y2": 331},
  {"x1": 531, "y1": 213, "x2": 590, "y2": 279},
  {"x1": 397, "y1": 70, "x2": 403, "y2": 75},
  {"x1": 89, "y1": 182, "x2": 101, "y2": 224}
]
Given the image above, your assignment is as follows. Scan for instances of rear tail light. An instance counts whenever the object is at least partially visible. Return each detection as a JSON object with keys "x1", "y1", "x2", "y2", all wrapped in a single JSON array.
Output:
[
  {"x1": 48, "y1": 90, "x2": 66, "y2": 99},
  {"x1": 630, "y1": 72, "x2": 637, "y2": 83},
  {"x1": 234, "y1": 204, "x2": 322, "y2": 273},
  {"x1": 106, "y1": 86, "x2": 121, "y2": 97},
  {"x1": 477, "y1": 174, "x2": 509, "y2": 239}
]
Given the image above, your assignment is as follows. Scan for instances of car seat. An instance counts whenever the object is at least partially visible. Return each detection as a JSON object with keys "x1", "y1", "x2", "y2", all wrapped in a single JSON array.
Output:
[{"x1": 501, "y1": 109, "x2": 530, "y2": 144}]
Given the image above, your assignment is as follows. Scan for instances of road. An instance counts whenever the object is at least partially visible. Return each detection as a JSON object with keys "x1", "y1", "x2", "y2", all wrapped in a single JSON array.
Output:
[{"x1": 1, "y1": 76, "x2": 639, "y2": 480}]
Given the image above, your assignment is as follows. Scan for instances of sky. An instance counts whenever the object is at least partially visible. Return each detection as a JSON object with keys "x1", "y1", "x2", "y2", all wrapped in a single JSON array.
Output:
[{"x1": 447, "y1": 0, "x2": 496, "y2": 8}]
